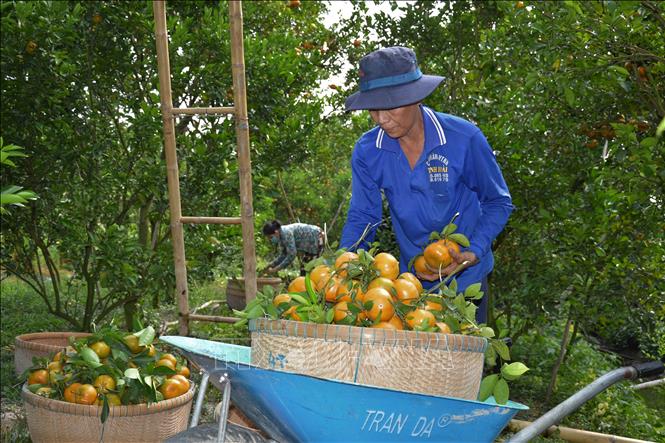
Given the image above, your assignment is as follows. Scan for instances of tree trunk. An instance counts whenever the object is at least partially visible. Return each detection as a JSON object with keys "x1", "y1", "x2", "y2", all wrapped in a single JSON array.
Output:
[
  {"x1": 545, "y1": 316, "x2": 574, "y2": 403},
  {"x1": 124, "y1": 300, "x2": 138, "y2": 332},
  {"x1": 276, "y1": 171, "x2": 296, "y2": 222}
]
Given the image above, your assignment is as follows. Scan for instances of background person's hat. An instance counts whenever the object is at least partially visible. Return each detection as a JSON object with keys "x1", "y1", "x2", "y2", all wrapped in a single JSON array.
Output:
[{"x1": 345, "y1": 46, "x2": 444, "y2": 111}]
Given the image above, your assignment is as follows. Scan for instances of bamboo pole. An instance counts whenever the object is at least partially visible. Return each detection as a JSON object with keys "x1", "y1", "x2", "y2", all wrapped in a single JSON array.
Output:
[
  {"x1": 187, "y1": 314, "x2": 240, "y2": 324},
  {"x1": 171, "y1": 106, "x2": 235, "y2": 116},
  {"x1": 508, "y1": 419, "x2": 652, "y2": 443},
  {"x1": 229, "y1": 1, "x2": 257, "y2": 303},
  {"x1": 153, "y1": 1, "x2": 190, "y2": 336},
  {"x1": 180, "y1": 216, "x2": 242, "y2": 225}
]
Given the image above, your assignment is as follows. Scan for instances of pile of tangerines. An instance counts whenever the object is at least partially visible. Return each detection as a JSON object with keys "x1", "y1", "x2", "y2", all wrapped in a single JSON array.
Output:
[
  {"x1": 250, "y1": 220, "x2": 484, "y2": 335},
  {"x1": 24, "y1": 326, "x2": 191, "y2": 418}
]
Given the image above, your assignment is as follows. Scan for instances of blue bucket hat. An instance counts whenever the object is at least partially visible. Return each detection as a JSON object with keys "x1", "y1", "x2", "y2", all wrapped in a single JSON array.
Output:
[{"x1": 345, "y1": 46, "x2": 444, "y2": 111}]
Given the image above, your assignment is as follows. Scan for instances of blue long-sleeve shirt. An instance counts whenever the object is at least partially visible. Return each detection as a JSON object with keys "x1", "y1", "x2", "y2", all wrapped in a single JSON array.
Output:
[{"x1": 340, "y1": 106, "x2": 513, "y2": 291}]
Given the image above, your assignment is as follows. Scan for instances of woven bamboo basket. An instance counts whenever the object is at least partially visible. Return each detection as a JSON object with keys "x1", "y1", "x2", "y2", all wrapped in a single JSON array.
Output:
[
  {"x1": 226, "y1": 277, "x2": 282, "y2": 310},
  {"x1": 22, "y1": 383, "x2": 195, "y2": 443},
  {"x1": 249, "y1": 319, "x2": 487, "y2": 400},
  {"x1": 14, "y1": 332, "x2": 92, "y2": 375}
]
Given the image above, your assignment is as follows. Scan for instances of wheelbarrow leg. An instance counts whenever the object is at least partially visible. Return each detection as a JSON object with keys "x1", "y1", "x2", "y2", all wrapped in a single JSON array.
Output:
[
  {"x1": 216, "y1": 373, "x2": 231, "y2": 443},
  {"x1": 189, "y1": 371, "x2": 210, "y2": 428}
]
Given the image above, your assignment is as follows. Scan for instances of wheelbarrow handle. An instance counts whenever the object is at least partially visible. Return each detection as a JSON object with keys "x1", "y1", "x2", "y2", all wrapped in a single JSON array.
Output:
[
  {"x1": 632, "y1": 359, "x2": 665, "y2": 379},
  {"x1": 507, "y1": 360, "x2": 664, "y2": 443}
]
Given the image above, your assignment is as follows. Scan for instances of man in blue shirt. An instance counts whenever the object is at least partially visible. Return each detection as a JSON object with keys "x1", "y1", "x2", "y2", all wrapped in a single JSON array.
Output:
[{"x1": 340, "y1": 47, "x2": 513, "y2": 322}]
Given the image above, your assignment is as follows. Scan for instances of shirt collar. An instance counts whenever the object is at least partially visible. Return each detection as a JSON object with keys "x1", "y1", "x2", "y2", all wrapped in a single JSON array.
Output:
[{"x1": 374, "y1": 105, "x2": 446, "y2": 152}]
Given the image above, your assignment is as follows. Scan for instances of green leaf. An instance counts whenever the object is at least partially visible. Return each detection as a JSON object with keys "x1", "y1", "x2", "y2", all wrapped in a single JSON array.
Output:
[
  {"x1": 639, "y1": 137, "x2": 657, "y2": 148},
  {"x1": 608, "y1": 65, "x2": 629, "y2": 77},
  {"x1": 480, "y1": 326, "x2": 495, "y2": 338},
  {"x1": 493, "y1": 378, "x2": 509, "y2": 405},
  {"x1": 325, "y1": 308, "x2": 334, "y2": 323},
  {"x1": 289, "y1": 293, "x2": 310, "y2": 305},
  {"x1": 429, "y1": 231, "x2": 441, "y2": 241},
  {"x1": 447, "y1": 233, "x2": 470, "y2": 248},
  {"x1": 464, "y1": 283, "x2": 483, "y2": 300},
  {"x1": 501, "y1": 362, "x2": 529, "y2": 381},
  {"x1": 492, "y1": 339, "x2": 511, "y2": 361},
  {"x1": 79, "y1": 347, "x2": 102, "y2": 368},
  {"x1": 135, "y1": 326, "x2": 155, "y2": 347},
  {"x1": 442, "y1": 223, "x2": 457, "y2": 236},
  {"x1": 304, "y1": 273, "x2": 318, "y2": 304},
  {"x1": 124, "y1": 368, "x2": 140, "y2": 379},
  {"x1": 485, "y1": 344, "x2": 497, "y2": 367},
  {"x1": 564, "y1": 87, "x2": 575, "y2": 107},
  {"x1": 656, "y1": 116, "x2": 665, "y2": 138},
  {"x1": 478, "y1": 374, "x2": 499, "y2": 401}
]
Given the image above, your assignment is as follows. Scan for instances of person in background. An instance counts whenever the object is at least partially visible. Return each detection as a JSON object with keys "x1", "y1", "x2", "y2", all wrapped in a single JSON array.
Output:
[
  {"x1": 263, "y1": 220, "x2": 324, "y2": 276},
  {"x1": 339, "y1": 46, "x2": 513, "y2": 323}
]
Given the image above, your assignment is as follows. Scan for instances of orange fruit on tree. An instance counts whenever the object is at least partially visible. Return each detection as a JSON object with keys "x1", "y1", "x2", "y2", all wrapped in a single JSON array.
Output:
[
  {"x1": 93, "y1": 375, "x2": 116, "y2": 393},
  {"x1": 123, "y1": 335, "x2": 144, "y2": 353},
  {"x1": 436, "y1": 322, "x2": 452, "y2": 334},
  {"x1": 105, "y1": 393, "x2": 122, "y2": 406},
  {"x1": 392, "y1": 279, "x2": 419, "y2": 305},
  {"x1": 159, "y1": 378, "x2": 185, "y2": 400},
  {"x1": 333, "y1": 283, "x2": 353, "y2": 303},
  {"x1": 406, "y1": 309, "x2": 436, "y2": 330},
  {"x1": 156, "y1": 358, "x2": 176, "y2": 371},
  {"x1": 28, "y1": 369, "x2": 49, "y2": 386},
  {"x1": 273, "y1": 293, "x2": 292, "y2": 307},
  {"x1": 287, "y1": 276, "x2": 306, "y2": 293},
  {"x1": 388, "y1": 315, "x2": 404, "y2": 330},
  {"x1": 169, "y1": 374, "x2": 191, "y2": 393},
  {"x1": 177, "y1": 365, "x2": 190, "y2": 378},
  {"x1": 64, "y1": 383, "x2": 82, "y2": 403},
  {"x1": 90, "y1": 341, "x2": 111, "y2": 359},
  {"x1": 283, "y1": 306, "x2": 301, "y2": 321},
  {"x1": 398, "y1": 272, "x2": 423, "y2": 293},
  {"x1": 335, "y1": 251, "x2": 358, "y2": 277},
  {"x1": 373, "y1": 253, "x2": 399, "y2": 280},
  {"x1": 424, "y1": 239, "x2": 460, "y2": 269},
  {"x1": 324, "y1": 276, "x2": 342, "y2": 302},
  {"x1": 161, "y1": 353, "x2": 178, "y2": 365},
  {"x1": 75, "y1": 384, "x2": 98, "y2": 405},
  {"x1": 367, "y1": 277, "x2": 395, "y2": 294},
  {"x1": 148, "y1": 344, "x2": 156, "y2": 357},
  {"x1": 52, "y1": 351, "x2": 65, "y2": 362},
  {"x1": 371, "y1": 321, "x2": 397, "y2": 329},
  {"x1": 332, "y1": 301, "x2": 353, "y2": 323},
  {"x1": 413, "y1": 255, "x2": 430, "y2": 275},
  {"x1": 363, "y1": 287, "x2": 395, "y2": 322},
  {"x1": 310, "y1": 265, "x2": 332, "y2": 291}
]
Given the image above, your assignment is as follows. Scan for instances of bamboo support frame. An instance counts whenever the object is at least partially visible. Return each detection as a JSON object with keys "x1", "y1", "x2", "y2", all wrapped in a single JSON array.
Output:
[
  {"x1": 229, "y1": 1, "x2": 257, "y2": 303},
  {"x1": 171, "y1": 106, "x2": 235, "y2": 116},
  {"x1": 187, "y1": 314, "x2": 239, "y2": 324},
  {"x1": 508, "y1": 419, "x2": 651, "y2": 443},
  {"x1": 152, "y1": 0, "x2": 256, "y2": 335},
  {"x1": 153, "y1": 1, "x2": 189, "y2": 336},
  {"x1": 180, "y1": 216, "x2": 242, "y2": 225}
]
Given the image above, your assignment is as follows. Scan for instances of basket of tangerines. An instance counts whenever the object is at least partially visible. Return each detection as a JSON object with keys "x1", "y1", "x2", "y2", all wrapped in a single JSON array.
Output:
[
  {"x1": 233, "y1": 221, "x2": 519, "y2": 400},
  {"x1": 21, "y1": 326, "x2": 194, "y2": 443}
]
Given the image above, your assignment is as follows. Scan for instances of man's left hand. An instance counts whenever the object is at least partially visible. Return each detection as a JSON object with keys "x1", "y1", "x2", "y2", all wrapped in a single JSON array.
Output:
[{"x1": 440, "y1": 249, "x2": 478, "y2": 276}]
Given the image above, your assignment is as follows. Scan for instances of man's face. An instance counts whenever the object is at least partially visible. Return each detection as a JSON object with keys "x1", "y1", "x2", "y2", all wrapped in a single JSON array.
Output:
[{"x1": 369, "y1": 103, "x2": 421, "y2": 139}]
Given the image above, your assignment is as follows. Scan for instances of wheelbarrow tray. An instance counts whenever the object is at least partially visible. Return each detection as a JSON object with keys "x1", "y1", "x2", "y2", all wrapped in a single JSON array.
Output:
[{"x1": 161, "y1": 336, "x2": 528, "y2": 442}]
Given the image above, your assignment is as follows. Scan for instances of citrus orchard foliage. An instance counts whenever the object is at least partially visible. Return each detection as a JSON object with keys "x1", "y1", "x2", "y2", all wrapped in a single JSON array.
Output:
[{"x1": 23, "y1": 326, "x2": 191, "y2": 423}]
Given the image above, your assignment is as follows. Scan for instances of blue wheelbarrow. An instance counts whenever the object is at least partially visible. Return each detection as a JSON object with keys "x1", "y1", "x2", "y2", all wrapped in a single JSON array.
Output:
[{"x1": 161, "y1": 336, "x2": 663, "y2": 443}]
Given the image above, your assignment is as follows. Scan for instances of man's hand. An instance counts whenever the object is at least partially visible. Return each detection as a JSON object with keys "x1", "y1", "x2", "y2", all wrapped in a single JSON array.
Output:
[{"x1": 415, "y1": 249, "x2": 479, "y2": 281}]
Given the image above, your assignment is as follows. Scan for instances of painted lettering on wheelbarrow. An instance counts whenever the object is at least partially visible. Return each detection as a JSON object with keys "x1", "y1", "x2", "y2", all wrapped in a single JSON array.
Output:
[
  {"x1": 361, "y1": 410, "x2": 453, "y2": 438},
  {"x1": 267, "y1": 352, "x2": 287, "y2": 369}
]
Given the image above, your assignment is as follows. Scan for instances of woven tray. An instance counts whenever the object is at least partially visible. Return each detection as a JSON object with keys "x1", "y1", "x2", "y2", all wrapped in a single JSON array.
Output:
[
  {"x1": 14, "y1": 332, "x2": 92, "y2": 375},
  {"x1": 22, "y1": 383, "x2": 194, "y2": 443},
  {"x1": 249, "y1": 319, "x2": 487, "y2": 400}
]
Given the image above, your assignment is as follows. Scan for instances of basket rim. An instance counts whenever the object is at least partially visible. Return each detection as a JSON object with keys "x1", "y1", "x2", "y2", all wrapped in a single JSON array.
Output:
[
  {"x1": 249, "y1": 318, "x2": 488, "y2": 353},
  {"x1": 15, "y1": 332, "x2": 92, "y2": 353},
  {"x1": 21, "y1": 383, "x2": 195, "y2": 417}
]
